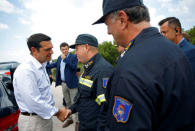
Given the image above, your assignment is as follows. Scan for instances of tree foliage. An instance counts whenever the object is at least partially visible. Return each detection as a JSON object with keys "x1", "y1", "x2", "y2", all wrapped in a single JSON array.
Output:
[
  {"x1": 186, "y1": 26, "x2": 195, "y2": 45},
  {"x1": 98, "y1": 41, "x2": 119, "y2": 66}
]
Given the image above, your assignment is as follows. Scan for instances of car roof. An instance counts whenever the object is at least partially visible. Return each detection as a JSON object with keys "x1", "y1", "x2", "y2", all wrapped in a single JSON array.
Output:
[{"x1": 0, "y1": 61, "x2": 19, "y2": 64}]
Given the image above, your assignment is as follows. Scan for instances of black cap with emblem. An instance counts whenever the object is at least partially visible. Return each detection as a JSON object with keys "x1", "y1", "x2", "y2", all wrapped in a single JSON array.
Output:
[
  {"x1": 93, "y1": 0, "x2": 143, "y2": 25},
  {"x1": 70, "y1": 34, "x2": 98, "y2": 49}
]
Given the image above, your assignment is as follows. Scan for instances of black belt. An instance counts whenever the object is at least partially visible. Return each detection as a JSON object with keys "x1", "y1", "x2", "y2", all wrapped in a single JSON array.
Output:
[{"x1": 21, "y1": 112, "x2": 37, "y2": 116}]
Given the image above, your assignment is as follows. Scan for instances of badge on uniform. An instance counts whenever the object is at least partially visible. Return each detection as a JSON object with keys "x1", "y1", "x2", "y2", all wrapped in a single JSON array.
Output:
[
  {"x1": 113, "y1": 96, "x2": 133, "y2": 123},
  {"x1": 102, "y1": 78, "x2": 108, "y2": 88},
  {"x1": 85, "y1": 75, "x2": 91, "y2": 80}
]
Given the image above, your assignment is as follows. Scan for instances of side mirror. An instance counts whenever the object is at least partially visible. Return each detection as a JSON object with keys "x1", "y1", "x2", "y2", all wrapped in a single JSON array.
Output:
[{"x1": 0, "y1": 74, "x2": 14, "y2": 92}]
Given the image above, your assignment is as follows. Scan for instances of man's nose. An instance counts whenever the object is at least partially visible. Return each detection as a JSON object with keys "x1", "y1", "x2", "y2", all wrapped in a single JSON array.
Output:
[
  {"x1": 50, "y1": 49, "x2": 53, "y2": 54},
  {"x1": 107, "y1": 27, "x2": 111, "y2": 35}
]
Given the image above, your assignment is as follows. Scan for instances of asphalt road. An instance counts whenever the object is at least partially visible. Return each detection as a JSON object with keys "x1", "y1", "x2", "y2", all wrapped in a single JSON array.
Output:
[{"x1": 51, "y1": 82, "x2": 75, "y2": 131}]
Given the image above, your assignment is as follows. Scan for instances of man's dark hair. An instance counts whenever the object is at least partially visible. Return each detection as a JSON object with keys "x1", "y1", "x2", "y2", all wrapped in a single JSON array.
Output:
[
  {"x1": 27, "y1": 33, "x2": 51, "y2": 53},
  {"x1": 182, "y1": 32, "x2": 191, "y2": 42},
  {"x1": 123, "y1": 5, "x2": 150, "y2": 24},
  {"x1": 60, "y1": 42, "x2": 69, "y2": 49},
  {"x1": 158, "y1": 17, "x2": 182, "y2": 33}
]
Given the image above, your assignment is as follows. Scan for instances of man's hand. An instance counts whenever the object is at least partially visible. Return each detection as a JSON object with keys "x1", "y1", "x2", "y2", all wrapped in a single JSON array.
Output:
[
  {"x1": 64, "y1": 108, "x2": 72, "y2": 120},
  {"x1": 56, "y1": 107, "x2": 67, "y2": 122},
  {"x1": 61, "y1": 54, "x2": 66, "y2": 60}
]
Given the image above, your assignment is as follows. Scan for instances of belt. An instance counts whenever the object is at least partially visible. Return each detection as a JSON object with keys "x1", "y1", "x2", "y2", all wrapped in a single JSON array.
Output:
[{"x1": 21, "y1": 112, "x2": 37, "y2": 116}]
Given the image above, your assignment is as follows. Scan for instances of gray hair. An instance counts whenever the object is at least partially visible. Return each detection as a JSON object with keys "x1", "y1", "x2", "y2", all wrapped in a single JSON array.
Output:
[{"x1": 109, "y1": 5, "x2": 150, "y2": 24}]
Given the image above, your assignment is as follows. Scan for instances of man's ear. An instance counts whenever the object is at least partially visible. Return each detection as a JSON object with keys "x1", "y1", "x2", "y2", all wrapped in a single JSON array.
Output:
[
  {"x1": 84, "y1": 44, "x2": 89, "y2": 50},
  {"x1": 175, "y1": 27, "x2": 181, "y2": 34},
  {"x1": 31, "y1": 47, "x2": 37, "y2": 54},
  {"x1": 118, "y1": 10, "x2": 128, "y2": 29}
]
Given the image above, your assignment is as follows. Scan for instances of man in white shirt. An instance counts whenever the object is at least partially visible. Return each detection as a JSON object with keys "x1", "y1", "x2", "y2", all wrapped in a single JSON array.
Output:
[{"x1": 13, "y1": 33, "x2": 66, "y2": 131}]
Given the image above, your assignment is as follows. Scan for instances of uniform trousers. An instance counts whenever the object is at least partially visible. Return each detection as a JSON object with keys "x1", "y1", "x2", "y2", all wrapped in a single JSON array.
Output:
[
  {"x1": 18, "y1": 113, "x2": 53, "y2": 131},
  {"x1": 62, "y1": 82, "x2": 78, "y2": 122}
]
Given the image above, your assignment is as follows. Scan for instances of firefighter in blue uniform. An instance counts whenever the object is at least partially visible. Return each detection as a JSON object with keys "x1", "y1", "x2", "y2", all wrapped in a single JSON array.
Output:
[
  {"x1": 93, "y1": 0, "x2": 195, "y2": 130},
  {"x1": 65, "y1": 34, "x2": 114, "y2": 131}
]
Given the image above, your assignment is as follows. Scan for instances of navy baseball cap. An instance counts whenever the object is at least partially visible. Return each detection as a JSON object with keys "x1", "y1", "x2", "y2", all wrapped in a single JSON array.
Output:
[
  {"x1": 93, "y1": 0, "x2": 143, "y2": 25},
  {"x1": 70, "y1": 34, "x2": 98, "y2": 49}
]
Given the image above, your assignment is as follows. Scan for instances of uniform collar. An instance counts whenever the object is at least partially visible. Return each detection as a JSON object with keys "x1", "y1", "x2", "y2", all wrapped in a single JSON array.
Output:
[
  {"x1": 127, "y1": 27, "x2": 159, "y2": 51},
  {"x1": 84, "y1": 53, "x2": 100, "y2": 70}
]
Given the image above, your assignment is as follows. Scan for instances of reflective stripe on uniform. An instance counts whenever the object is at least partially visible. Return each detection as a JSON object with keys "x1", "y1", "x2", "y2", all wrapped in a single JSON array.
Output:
[
  {"x1": 79, "y1": 77, "x2": 93, "y2": 88},
  {"x1": 95, "y1": 94, "x2": 106, "y2": 106}
]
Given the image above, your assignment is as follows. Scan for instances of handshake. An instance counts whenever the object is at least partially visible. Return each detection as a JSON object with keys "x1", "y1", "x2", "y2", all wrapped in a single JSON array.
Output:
[{"x1": 56, "y1": 107, "x2": 72, "y2": 122}]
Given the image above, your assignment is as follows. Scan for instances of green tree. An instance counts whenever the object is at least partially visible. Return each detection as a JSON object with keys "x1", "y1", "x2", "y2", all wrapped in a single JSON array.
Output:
[
  {"x1": 98, "y1": 41, "x2": 119, "y2": 66},
  {"x1": 186, "y1": 26, "x2": 195, "y2": 45}
]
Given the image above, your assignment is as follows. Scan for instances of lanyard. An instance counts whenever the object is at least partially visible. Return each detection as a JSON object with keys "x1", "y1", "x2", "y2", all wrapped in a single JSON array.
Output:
[{"x1": 125, "y1": 41, "x2": 132, "y2": 51}]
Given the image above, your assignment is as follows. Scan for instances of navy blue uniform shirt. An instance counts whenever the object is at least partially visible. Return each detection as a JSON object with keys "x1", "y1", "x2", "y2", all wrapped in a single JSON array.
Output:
[
  {"x1": 106, "y1": 27, "x2": 195, "y2": 131},
  {"x1": 70, "y1": 53, "x2": 114, "y2": 131}
]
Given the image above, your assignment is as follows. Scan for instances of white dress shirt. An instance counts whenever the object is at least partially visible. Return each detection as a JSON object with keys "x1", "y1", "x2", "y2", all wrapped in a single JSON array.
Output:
[
  {"x1": 60, "y1": 53, "x2": 69, "y2": 81},
  {"x1": 60, "y1": 59, "x2": 66, "y2": 81},
  {"x1": 13, "y1": 55, "x2": 58, "y2": 119}
]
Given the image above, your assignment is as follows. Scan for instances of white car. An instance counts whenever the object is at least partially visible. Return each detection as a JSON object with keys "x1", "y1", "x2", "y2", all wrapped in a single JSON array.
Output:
[{"x1": 0, "y1": 61, "x2": 19, "y2": 77}]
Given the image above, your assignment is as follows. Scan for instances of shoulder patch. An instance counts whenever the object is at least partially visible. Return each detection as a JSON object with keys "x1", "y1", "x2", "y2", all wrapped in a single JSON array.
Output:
[
  {"x1": 113, "y1": 96, "x2": 133, "y2": 123},
  {"x1": 102, "y1": 78, "x2": 109, "y2": 88}
]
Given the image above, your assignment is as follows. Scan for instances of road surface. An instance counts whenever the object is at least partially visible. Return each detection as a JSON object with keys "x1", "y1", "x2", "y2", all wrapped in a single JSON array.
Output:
[{"x1": 51, "y1": 82, "x2": 75, "y2": 131}]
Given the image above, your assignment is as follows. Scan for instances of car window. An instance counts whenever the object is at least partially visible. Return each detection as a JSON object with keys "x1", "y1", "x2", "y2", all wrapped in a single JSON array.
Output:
[
  {"x1": 0, "y1": 81, "x2": 13, "y2": 108},
  {"x1": 0, "y1": 62, "x2": 20, "y2": 70},
  {"x1": 12, "y1": 63, "x2": 20, "y2": 68},
  {"x1": 0, "y1": 81, "x2": 18, "y2": 118},
  {"x1": 0, "y1": 64, "x2": 11, "y2": 70}
]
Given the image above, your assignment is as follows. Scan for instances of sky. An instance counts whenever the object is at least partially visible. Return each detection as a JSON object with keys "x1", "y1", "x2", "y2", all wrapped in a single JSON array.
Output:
[{"x1": 0, "y1": 0, "x2": 195, "y2": 62}]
